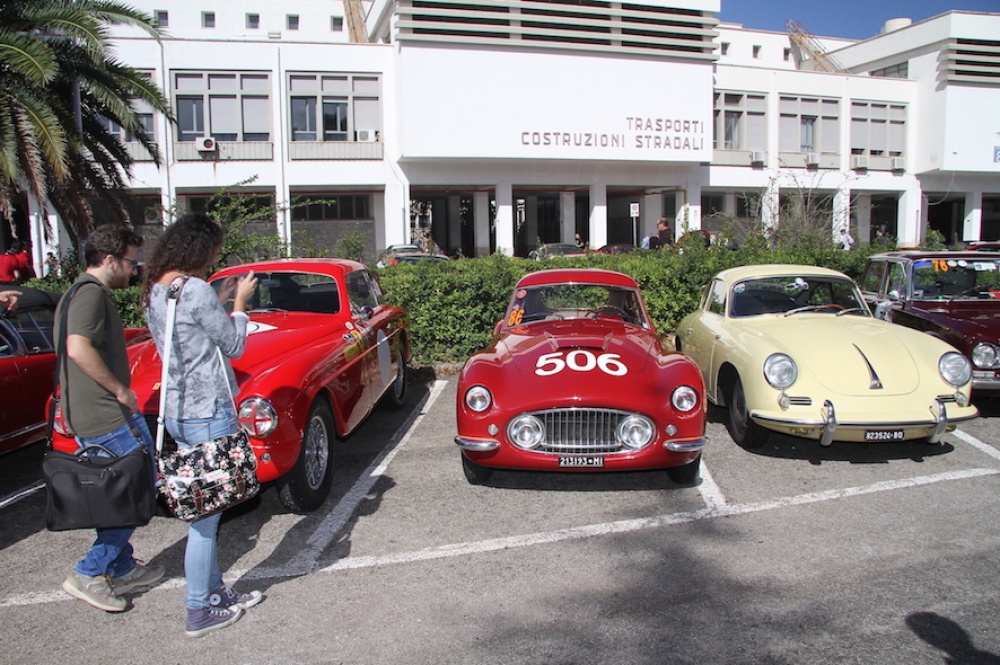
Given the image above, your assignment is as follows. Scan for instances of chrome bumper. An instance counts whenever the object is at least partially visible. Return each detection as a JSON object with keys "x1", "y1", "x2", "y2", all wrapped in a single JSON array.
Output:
[
  {"x1": 665, "y1": 438, "x2": 708, "y2": 452},
  {"x1": 455, "y1": 436, "x2": 499, "y2": 452}
]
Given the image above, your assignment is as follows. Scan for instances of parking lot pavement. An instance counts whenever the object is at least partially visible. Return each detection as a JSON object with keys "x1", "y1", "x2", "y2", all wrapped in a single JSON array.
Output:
[{"x1": 1, "y1": 375, "x2": 999, "y2": 664}]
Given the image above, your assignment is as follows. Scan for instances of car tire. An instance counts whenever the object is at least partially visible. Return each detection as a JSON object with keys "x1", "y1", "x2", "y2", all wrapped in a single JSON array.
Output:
[
  {"x1": 727, "y1": 376, "x2": 769, "y2": 449},
  {"x1": 379, "y1": 342, "x2": 407, "y2": 410},
  {"x1": 278, "y1": 399, "x2": 334, "y2": 513},
  {"x1": 461, "y1": 453, "x2": 493, "y2": 485},
  {"x1": 666, "y1": 454, "x2": 700, "y2": 485}
]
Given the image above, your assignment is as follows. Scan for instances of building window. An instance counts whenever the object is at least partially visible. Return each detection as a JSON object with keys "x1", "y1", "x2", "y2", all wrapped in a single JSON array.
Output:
[
  {"x1": 247, "y1": 13, "x2": 260, "y2": 29},
  {"x1": 851, "y1": 101, "x2": 906, "y2": 157},
  {"x1": 287, "y1": 15, "x2": 300, "y2": 30},
  {"x1": 713, "y1": 92, "x2": 767, "y2": 151},
  {"x1": 173, "y1": 71, "x2": 271, "y2": 142},
  {"x1": 720, "y1": 42, "x2": 729, "y2": 56},
  {"x1": 154, "y1": 10, "x2": 168, "y2": 27},
  {"x1": 752, "y1": 45, "x2": 761, "y2": 59},
  {"x1": 701, "y1": 194, "x2": 724, "y2": 216},
  {"x1": 97, "y1": 70, "x2": 156, "y2": 142},
  {"x1": 288, "y1": 73, "x2": 381, "y2": 142},
  {"x1": 779, "y1": 96, "x2": 839, "y2": 153},
  {"x1": 291, "y1": 194, "x2": 372, "y2": 221},
  {"x1": 331, "y1": 16, "x2": 344, "y2": 32},
  {"x1": 202, "y1": 12, "x2": 215, "y2": 28},
  {"x1": 870, "y1": 62, "x2": 908, "y2": 79},
  {"x1": 783, "y1": 48, "x2": 791, "y2": 62}
]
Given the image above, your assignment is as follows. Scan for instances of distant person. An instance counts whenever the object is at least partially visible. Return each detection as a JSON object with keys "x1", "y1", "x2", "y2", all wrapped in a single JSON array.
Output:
[
  {"x1": 13, "y1": 240, "x2": 35, "y2": 281},
  {"x1": 656, "y1": 217, "x2": 672, "y2": 247},
  {"x1": 574, "y1": 232, "x2": 585, "y2": 249},
  {"x1": 839, "y1": 228, "x2": 855, "y2": 251},
  {"x1": 0, "y1": 245, "x2": 20, "y2": 282},
  {"x1": 45, "y1": 252, "x2": 60, "y2": 278}
]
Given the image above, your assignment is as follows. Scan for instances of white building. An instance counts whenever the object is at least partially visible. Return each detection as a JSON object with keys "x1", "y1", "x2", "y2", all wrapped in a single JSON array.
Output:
[{"x1": 14, "y1": 1, "x2": 1000, "y2": 265}]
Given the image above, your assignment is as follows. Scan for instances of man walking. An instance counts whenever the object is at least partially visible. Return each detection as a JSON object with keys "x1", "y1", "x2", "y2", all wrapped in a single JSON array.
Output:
[{"x1": 54, "y1": 225, "x2": 163, "y2": 612}]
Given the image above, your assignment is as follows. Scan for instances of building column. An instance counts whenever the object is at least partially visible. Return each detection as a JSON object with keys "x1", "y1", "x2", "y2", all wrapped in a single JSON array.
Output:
[
  {"x1": 854, "y1": 193, "x2": 872, "y2": 244},
  {"x1": 560, "y1": 192, "x2": 575, "y2": 245},
  {"x1": 681, "y1": 181, "x2": 702, "y2": 240},
  {"x1": 26, "y1": 195, "x2": 60, "y2": 272},
  {"x1": 762, "y1": 181, "x2": 779, "y2": 234},
  {"x1": 381, "y1": 180, "x2": 409, "y2": 249},
  {"x1": 589, "y1": 183, "x2": 608, "y2": 249},
  {"x1": 642, "y1": 192, "x2": 662, "y2": 245},
  {"x1": 495, "y1": 182, "x2": 514, "y2": 256},
  {"x1": 898, "y1": 184, "x2": 922, "y2": 247},
  {"x1": 474, "y1": 191, "x2": 491, "y2": 257},
  {"x1": 833, "y1": 185, "x2": 851, "y2": 242},
  {"x1": 963, "y1": 191, "x2": 983, "y2": 242}
]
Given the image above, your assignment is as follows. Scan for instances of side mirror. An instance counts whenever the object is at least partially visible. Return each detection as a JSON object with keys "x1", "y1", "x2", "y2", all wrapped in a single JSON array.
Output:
[
  {"x1": 361, "y1": 305, "x2": 374, "y2": 320},
  {"x1": 874, "y1": 300, "x2": 893, "y2": 320}
]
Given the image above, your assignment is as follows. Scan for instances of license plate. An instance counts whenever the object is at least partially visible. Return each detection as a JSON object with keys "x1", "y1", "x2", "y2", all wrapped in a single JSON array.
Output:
[
  {"x1": 864, "y1": 430, "x2": 905, "y2": 442},
  {"x1": 558, "y1": 456, "x2": 605, "y2": 468}
]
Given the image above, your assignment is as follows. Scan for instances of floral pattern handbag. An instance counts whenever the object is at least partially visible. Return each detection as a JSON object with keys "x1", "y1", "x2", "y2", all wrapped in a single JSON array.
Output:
[{"x1": 155, "y1": 277, "x2": 260, "y2": 522}]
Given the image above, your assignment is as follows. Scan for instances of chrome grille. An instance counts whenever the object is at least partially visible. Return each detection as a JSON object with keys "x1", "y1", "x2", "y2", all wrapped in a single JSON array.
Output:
[{"x1": 512, "y1": 408, "x2": 639, "y2": 455}]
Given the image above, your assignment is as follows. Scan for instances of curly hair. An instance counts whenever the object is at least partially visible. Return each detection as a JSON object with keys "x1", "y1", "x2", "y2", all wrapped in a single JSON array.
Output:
[
  {"x1": 84, "y1": 224, "x2": 144, "y2": 268},
  {"x1": 142, "y1": 213, "x2": 224, "y2": 306}
]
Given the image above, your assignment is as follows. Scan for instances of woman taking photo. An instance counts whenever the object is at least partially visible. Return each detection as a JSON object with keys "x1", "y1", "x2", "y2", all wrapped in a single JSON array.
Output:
[{"x1": 143, "y1": 214, "x2": 262, "y2": 637}]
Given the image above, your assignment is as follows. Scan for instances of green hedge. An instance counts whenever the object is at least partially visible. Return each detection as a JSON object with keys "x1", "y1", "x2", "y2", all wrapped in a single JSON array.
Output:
[
  {"x1": 377, "y1": 239, "x2": 873, "y2": 366},
  {"x1": 29, "y1": 242, "x2": 872, "y2": 367}
]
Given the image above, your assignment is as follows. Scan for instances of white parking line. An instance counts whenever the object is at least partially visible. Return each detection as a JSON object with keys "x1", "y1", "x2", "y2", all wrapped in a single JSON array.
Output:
[
  {"x1": 697, "y1": 463, "x2": 727, "y2": 510},
  {"x1": 951, "y1": 429, "x2": 1000, "y2": 462}
]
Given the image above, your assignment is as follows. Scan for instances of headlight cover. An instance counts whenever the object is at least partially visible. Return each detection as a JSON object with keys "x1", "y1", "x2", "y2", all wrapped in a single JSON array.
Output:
[
  {"x1": 939, "y1": 351, "x2": 972, "y2": 387},
  {"x1": 507, "y1": 415, "x2": 545, "y2": 449},
  {"x1": 238, "y1": 397, "x2": 278, "y2": 436},
  {"x1": 464, "y1": 385, "x2": 493, "y2": 413},
  {"x1": 618, "y1": 415, "x2": 655, "y2": 449},
  {"x1": 971, "y1": 343, "x2": 998, "y2": 369},
  {"x1": 671, "y1": 385, "x2": 699, "y2": 412},
  {"x1": 763, "y1": 353, "x2": 798, "y2": 390}
]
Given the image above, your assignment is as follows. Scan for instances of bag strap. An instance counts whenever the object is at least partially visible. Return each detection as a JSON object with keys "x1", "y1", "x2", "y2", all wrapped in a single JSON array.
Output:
[{"x1": 46, "y1": 280, "x2": 94, "y2": 451}]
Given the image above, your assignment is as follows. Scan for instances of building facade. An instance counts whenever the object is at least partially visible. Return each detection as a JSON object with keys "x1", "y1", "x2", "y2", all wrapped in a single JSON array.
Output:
[{"x1": 12, "y1": 0, "x2": 1000, "y2": 267}]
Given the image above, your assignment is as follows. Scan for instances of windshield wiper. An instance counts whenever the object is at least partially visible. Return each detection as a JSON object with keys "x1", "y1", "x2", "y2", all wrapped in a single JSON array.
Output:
[
  {"x1": 784, "y1": 305, "x2": 832, "y2": 316},
  {"x1": 835, "y1": 307, "x2": 868, "y2": 317}
]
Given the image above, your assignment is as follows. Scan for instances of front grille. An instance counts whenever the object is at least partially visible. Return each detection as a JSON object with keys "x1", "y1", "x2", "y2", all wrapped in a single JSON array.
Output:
[{"x1": 513, "y1": 407, "x2": 641, "y2": 455}]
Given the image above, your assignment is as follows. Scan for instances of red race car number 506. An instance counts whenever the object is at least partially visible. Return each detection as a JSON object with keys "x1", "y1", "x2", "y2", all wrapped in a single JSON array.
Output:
[{"x1": 535, "y1": 350, "x2": 628, "y2": 377}]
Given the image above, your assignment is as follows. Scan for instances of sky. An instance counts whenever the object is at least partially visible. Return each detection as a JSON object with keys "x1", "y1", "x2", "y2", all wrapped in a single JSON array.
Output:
[{"x1": 716, "y1": 0, "x2": 1000, "y2": 40}]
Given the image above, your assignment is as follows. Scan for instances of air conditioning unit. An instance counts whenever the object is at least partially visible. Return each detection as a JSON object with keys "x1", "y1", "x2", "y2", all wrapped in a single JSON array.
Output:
[
  {"x1": 750, "y1": 151, "x2": 767, "y2": 165},
  {"x1": 195, "y1": 136, "x2": 217, "y2": 152},
  {"x1": 356, "y1": 129, "x2": 378, "y2": 142},
  {"x1": 806, "y1": 152, "x2": 821, "y2": 166},
  {"x1": 852, "y1": 155, "x2": 870, "y2": 170},
  {"x1": 891, "y1": 157, "x2": 906, "y2": 171}
]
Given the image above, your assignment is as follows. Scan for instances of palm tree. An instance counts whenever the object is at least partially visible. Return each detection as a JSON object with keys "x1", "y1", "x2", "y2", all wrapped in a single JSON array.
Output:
[{"x1": 0, "y1": 0, "x2": 173, "y2": 248}]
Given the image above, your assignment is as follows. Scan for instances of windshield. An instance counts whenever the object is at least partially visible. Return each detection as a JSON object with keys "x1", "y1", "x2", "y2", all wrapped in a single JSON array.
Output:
[
  {"x1": 505, "y1": 283, "x2": 647, "y2": 328},
  {"x1": 212, "y1": 271, "x2": 341, "y2": 314},
  {"x1": 730, "y1": 276, "x2": 870, "y2": 317},
  {"x1": 910, "y1": 258, "x2": 1000, "y2": 300}
]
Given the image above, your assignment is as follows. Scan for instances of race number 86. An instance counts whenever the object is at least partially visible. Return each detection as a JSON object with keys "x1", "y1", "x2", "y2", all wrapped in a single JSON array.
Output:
[{"x1": 535, "y1": 350, "x2": 628, "y2": 377}]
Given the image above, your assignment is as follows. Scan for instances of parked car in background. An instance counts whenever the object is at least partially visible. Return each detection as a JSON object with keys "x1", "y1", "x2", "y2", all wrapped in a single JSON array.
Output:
[
  {"x1": 676, "y1": 264, "x2": 977, "y2": 448},
  {"x1": 376, "y1": 244, "x2": 424, "y2": 268},
  {"x1": 455, "y1": 268, "x2": 707, "y2": 486},
  {"x1": 51, "y1": 259, "x2": 410, "y2": 512},
  {"x1": 859, "y1": 251, "x2": 1000, "y2": 392},
  {"x1": 965, "y1": 242, "x2": 1000, "y2": 252},
  {"x1": 528, "y1": 243, "x2": 588, "y2": 260},
  {"x1": 384, "y1": 252, "x2": 450, "y2": 266},
  {"x1": 595, "y1": 243, "x2": 636, "y2": 255},
  {"x1": 0, "y1": 285, "x2": 59, "y2": 455}
]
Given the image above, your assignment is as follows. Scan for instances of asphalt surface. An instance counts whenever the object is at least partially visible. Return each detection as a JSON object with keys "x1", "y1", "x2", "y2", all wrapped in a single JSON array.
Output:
[{"x1": 1, "y1": 368, "x2": 999, "y2": 665}]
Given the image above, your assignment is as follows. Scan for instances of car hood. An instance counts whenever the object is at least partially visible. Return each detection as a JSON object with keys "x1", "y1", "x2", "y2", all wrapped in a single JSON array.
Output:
[
  {"x1": 741, "y1": 316, "x2": 926, "y2": 396},
  {"x1": 909, "y1": 300, "x2": 1000, "y2": 337}
]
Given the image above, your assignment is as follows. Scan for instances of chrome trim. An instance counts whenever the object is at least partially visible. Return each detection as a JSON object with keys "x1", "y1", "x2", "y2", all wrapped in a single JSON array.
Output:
[
  {"x1": 928, "y1": 398, "x2": 948, "y2": 444},
  {"x1": 512, "y1": 407, "x2": 652, "y2": 455},
  {"x1": 454, "y1": 436, "x2": 500, "y2": 452},
  {"x1": 665, "y1": 438, "x2": 708, "y2": 452},
  {"x1": 853, "y1": 344, "x2": 883, "y2": 390},
  {"x1": 787, "y1": 396, "x2": 812, "y2": 406},
  {"x1": 820, "y1": 400, "x2": 836, "y2": 447}
]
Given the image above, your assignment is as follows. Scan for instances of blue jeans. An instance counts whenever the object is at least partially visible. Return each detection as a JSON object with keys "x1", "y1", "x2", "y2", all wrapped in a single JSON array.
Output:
[
  {"x1": 73, "y1": 412, "x2": 154, "y2": 579},
  {"x1": 166, "y1": 401, "x2": 237, "y2": 610}
]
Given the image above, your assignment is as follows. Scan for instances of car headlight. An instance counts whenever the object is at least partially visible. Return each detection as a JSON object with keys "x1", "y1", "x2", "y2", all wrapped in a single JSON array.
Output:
[
  {"x1": 238, "y1": 397, "x2": 278, "y2": 436},
  {"x1": 671, "y1": 386, "x2": 698, "y2": 413},
  {"x1": 971, "y1": 343, "x2": 998, "y2": 369},
  {"x1": 464, "y1": 385, "x2": 493, "y2": 413},
  {"x1": 618, "y1": 415, "x2": 655, "y2": 449},
  {"x1": 507, "y1": 415, "x2": 545, "y2": 449},
  {"x1": 939, "y1": 352, "x2": 972, "y2": 387},
  {"x1": 763, "y1": 353, "x2": 798, "y2": 390}
]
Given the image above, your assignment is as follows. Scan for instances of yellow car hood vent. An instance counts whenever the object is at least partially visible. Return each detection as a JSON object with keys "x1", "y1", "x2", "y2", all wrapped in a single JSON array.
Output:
[{"x1": 750, "y1": 320, "x2": 920, "y2": 396}]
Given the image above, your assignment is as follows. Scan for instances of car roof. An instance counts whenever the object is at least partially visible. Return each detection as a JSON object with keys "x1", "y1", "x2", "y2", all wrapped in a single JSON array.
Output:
[
  {"x1": 515, "y1": 268, "x2": 639, "y2": 289},
  {"x1": 715, "y1": 264, "x2": 849, "y2": 284},
  {"x1": 211, "y1": 258, "x2": 366, "y2": 280}
]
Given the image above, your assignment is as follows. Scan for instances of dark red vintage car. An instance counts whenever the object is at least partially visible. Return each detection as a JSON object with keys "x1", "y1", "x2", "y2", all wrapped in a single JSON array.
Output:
[
  {"x1": 455, "y1": 268, "x2": 706, "y2": 485},
  {"x1": 859, "y1": 251, "x2": 1000, "y2": 392},
  {"x1": 52, "y1": 259, "x2": 409, "y2": 512}
]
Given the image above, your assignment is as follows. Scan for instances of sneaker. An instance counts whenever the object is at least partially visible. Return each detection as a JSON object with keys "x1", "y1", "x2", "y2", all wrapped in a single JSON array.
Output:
[
  {"x1": 186, "y1": 605, "x2": 243, "y2": 638},
  {"x1": 62, "y1": 573, "x2": 127, "y2": 612},
  {"x1": 209, "y1": 584, "x2": 264, "y2": 610},
  {"x1": 111, "y1": 562, "x2": 165, "y2": 595}
]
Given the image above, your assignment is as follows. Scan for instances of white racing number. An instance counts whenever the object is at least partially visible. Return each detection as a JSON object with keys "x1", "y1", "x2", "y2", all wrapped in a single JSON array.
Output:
[{"x1": 535, "y1": 350, "x2": 628, "y2": 377}]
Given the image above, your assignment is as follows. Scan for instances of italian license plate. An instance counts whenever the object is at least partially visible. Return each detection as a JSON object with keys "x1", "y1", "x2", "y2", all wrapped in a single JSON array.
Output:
[
  {"x1": 559, "y1": 456, "x2": 605, "y2": 468},
  {"x1": 864, "y1": 430, "x2": 905, "y2": 442}
]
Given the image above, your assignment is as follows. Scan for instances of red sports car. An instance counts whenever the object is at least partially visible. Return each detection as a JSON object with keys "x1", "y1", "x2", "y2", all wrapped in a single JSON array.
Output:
[
  {"x1": 52, "y1": 259, "x2": 409, "y2": 512},
  {"x1": 455, "y1": 268, "x2": 706, "y2": 485}
]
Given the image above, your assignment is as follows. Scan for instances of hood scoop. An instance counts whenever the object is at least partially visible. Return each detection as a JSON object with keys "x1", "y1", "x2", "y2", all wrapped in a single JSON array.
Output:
[{"x1": 546, "y1": 330, "x2": 615, "y2": 352}]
